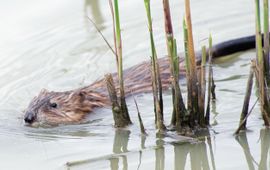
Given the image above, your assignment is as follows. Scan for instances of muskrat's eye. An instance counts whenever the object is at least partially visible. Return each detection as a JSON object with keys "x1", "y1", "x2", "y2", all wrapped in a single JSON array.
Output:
[{"x1": 50, "y1": 103, "x2": 57, "y2": 108}]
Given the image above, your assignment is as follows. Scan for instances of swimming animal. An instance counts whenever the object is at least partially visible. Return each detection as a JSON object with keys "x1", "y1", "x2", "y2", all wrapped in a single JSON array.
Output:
[{"x1": 24, "y1": 35, "x2": 256, "y2": 126}]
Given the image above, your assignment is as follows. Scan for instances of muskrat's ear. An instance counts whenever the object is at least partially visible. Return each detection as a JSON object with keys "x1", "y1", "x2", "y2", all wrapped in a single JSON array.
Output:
[
  {"x1": 39, "y1": 88, "x2": 49, "y2": 95},
  {"x1": 78, "y1": 91, "x2": 87, "y2": 99},
  {"x1": 72, "y1": 91, "x2": 87, "y2": 102},
  {"x1": 40, "y1": 88, "x2": 47, "y2": 92}
]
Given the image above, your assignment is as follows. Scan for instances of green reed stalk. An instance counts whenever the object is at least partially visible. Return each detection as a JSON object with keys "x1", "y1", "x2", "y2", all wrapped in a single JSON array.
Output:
[
  {"x1": 172, "y1": 39, "x2": 185, "y2": 128},
  {"x1": 264, "y1": 0, "x2": 270, "y2": 80},
  {"x1": 208, "y1": 35, "x2": 216, "y2": 101},
  {"x1": 185, "y1": 0, "x2": 199, "y2": 124},
  {"x1": 255, "y1": 0, "x2": 264, "y2": 64},
  {"x1": 163, "y1": 0, "x2": 186, "y2": 129},
  {"x1": 255, "y1": 0, "x2": 270, "y2": 126},
  {"x1": 144, "y1": 0, "x2": 165, "y2": 131},
  {"x1": 109, "y1": 0, "x2": 131, "y2": 126},
  {"x1": 183, "y1": 19, "x2": 193, "y2": 124},
  {"x1": 199, "y1": 46, "x2": 207, "y2": 126},
  {"x1": 205, "y1": 34, "x2": 213, "y2": 125}
]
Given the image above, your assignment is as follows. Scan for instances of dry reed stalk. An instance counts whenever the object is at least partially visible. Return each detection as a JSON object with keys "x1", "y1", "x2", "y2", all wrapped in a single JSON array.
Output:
[
  {"x1": 133, "y1": 96, "x2": 147, "y2": 135},
  {"x1": 235, "y1": 61, "x2": 255, "y2": 134},
  {"x1": 185, "y1": 0, "x2": 199, "y2": 124},
  {"x1": 105, "y1": 74, "x2": 131, "y2": 127}
]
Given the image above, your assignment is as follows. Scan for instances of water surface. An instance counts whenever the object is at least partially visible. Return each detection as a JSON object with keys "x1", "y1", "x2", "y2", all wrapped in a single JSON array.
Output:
[{"x1": 0, "y1": 0, "x2": 268, "y2": 170}]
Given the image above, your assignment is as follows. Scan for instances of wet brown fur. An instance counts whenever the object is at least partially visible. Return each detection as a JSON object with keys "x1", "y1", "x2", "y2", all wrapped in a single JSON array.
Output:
[{"x1": 24, "y1": 56, "x2": 186, "y2": 125}]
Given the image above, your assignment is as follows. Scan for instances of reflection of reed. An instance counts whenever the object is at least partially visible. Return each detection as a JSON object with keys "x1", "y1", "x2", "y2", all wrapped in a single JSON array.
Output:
[
  {"x1": 84, "y1": 0, "x2": 105, "y2": 30},
  {"x1": 235, "y1": 129, "x2": 270, "y2": 170},
  {"x1": 235, "y1": 132, "x2": 256, "y2": 170},
  {"x1": 110, "y1": 130, "x2": 130, "y2": 170},
  {"x1": 174, "y1": 142, "x2": 189, "y2": 170},
  {"x1": 174, "y1": 135, "x2": 215, "y2": 170},
  {"x1": 211, "y1": 100, "x2": 219, "y2": 126},
  {"x1": 155, "y1": 138, "x2": 165, "y2": 170},
  {"x1": 259, "y1": 129, "x2": 270, "y2": 170},
  {"x1": 207, "y1": 137, "x2": 216, "y2": 170}
]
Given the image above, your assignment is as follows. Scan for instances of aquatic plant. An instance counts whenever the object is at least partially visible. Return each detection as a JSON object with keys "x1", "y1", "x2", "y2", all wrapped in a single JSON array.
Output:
[
  {"x1": 205, "y1": 34, "x2": 215, "y2": 126},
  {"x1": 263, "y1": 0, "x2": 269, "y2": 81},
  {"x1": 254, "y1": 0, "x2": 270, "y2": 126},
  {"x1": 106, "y1": 0, "x2": 132, "y2": 127},
  {"x1": 184, "y1": 0, "x2": 200, "y2": 126},
  {"x1": 104, "y1": 0, "x2": 219, "y2": 133},
  {"x1": 144, "y1": 0, "x2": 165, "y2": 132},
  {"x1": 162, "y1": 0, "x2": 186, "y2": 131},
  {"x1": 236, "y1": 0, "x2": 270, "y2": 133},
  {"x1": 198, "y1": 46, "x2": 207, "y2": 126},
  {"x1": 235, "y1": 61, "x2": 255, "y2": 134}
]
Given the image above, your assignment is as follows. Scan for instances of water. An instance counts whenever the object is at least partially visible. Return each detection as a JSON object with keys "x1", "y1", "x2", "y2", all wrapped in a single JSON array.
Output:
[{"x1": 0, "y1": 0, "x2": 268, "y2": 169}]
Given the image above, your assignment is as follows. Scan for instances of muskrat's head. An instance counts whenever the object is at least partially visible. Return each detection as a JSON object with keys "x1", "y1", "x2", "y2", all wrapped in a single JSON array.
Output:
[{"x1": 24, "y1": 89, "x2": 108, "y2": 126}]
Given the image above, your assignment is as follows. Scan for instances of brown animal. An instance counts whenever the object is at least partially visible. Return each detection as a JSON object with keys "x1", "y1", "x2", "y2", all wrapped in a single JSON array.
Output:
[{"x1": 24, "y1": 35, "x2": 256, "y2": 126}]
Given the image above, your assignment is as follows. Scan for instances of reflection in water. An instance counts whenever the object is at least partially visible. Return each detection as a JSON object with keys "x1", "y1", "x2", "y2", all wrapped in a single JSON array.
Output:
[
  {"x1": 108, "y1": 131, "x2": 217, "y2": 170},
  {"x1": 84, "y1": 0, "x2": 105, "y2": 30},
  {"x1": 211, "y1": 100, "x2": 219, "y2": 126},
  {"x1": 235, "y1": 129, "x2": 270, "y2": 170},
  {"x1": 67, "y1": 131, "x2": 219, "y2": 170},
  {"x1": 110, "y1": 130, "x2": 130, "y2": 170},
  {"x1": 155, "y1": 138, "x2": 165, "y2": 170},
  {"x1": 174, "y1": 142, "x2": 189, "y2": 170},
  {"x1": 259, "y1": 129, "x2": 270, "y2": 170},
  {"x1": 207, "y1": 137, "x2": 216, "y2": 170},
  {"x1": 235, "y1": 132, "x2": 256, "y2": 170},
  {"x1": 174, "y1": 136, "x2": 215, "y2": 170}
]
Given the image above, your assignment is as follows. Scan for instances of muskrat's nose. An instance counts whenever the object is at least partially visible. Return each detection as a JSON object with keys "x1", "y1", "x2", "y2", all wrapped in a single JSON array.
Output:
[{"x1": 24, "y1": 112, "x2": 35, "y2": 124}]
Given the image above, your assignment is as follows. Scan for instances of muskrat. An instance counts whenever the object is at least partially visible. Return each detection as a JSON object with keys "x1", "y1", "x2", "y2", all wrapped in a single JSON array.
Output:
[{"x1": 24, "y1": 35, "x2": 256, "y2": 126}]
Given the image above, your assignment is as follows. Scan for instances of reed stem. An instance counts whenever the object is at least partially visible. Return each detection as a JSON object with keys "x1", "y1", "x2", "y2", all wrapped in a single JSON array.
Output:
[
  {"x1": 199, "y1": 46, "x2": 207, "y2": 126},
  {"x1": 144, "y1": 0, "x2": 165, "y2": 131},
  {"x1": 183, "y1": 19, "x2": 192, "y2": 124},
  {"x1": 108, "y1": 0, "x2": 131, "y2": 126},
  {"x1": 255, "y1": 0, "x2": 270, "y2": 126},
  {"x1": 133, "y1": 97, "x2": 147, "y2": 135},
  {"x1": 205, "y1": 34, "x2": 213, "y2": 125},
  {"x1": 263, "y1": 0, "x2": 270, "y2": 80},
  {"x1": 185, "y1": 0, "x2": 199, "y2": 124},
  {"x1": 163, "y1": 0, "x2": 186, "y2": 129},
  {"x1": 236, "y1": 61, "x2": 255, "y2": 133},
  {"x1": 105, "y1": 74, "x2": 130, "y2": 127}
]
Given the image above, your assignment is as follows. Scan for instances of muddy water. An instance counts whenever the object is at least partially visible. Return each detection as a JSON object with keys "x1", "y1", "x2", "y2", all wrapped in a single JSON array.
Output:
[{"x1": 0, "y1": 0, "x2": 268, "y2": 170}]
